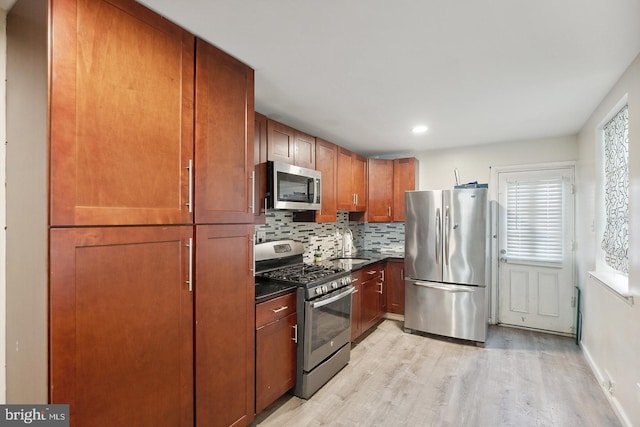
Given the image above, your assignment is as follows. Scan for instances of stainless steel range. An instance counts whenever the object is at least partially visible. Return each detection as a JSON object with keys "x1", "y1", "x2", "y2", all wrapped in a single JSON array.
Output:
[{"x1": 255, "y1": 240, "x2": 354, "y2": 399}]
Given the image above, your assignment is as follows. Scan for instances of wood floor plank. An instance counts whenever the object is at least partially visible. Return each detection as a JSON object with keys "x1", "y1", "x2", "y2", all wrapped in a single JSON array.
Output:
[{"x1": 252, "y1": 320, "x2": 620, "y2": 427}]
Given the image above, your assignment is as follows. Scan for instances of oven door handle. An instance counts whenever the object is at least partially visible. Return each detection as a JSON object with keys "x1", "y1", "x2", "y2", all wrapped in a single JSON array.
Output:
[{"x1": 310, "y1": 286, "x2": 355, "y2": 308}]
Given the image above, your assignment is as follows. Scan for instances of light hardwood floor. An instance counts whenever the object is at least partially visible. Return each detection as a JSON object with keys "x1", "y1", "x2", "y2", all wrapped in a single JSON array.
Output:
[{"x1": 252, "y1": 320, "x2": 620, "y2": 427}]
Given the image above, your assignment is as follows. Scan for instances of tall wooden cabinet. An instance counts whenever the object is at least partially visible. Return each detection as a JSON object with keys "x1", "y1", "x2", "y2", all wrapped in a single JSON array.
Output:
[
  {"x1": 50, "y1": 226, "x2": 194, "y2": 427},
  {"x1": 40, "y1": 1, "x2": 256, "y2": 426},
  {"x1": 195, "y1": 39, "x2": 255, "y2": 224},
  {"x1": 386, "y1": 259, "x2": 405, "y2": 315},
  {"x1": 50, "y1": 0, "x2": 195, "y2": 226},
  {"x1": 393, "y1": 158, "x2": 417, "y2": 222},
  {"x1": 195, "y1": 225, "x2": 255, "y2": 427}
]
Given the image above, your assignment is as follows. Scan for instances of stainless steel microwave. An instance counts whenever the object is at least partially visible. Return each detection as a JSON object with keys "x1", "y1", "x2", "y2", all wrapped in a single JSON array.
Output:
[{"x1": 266, "y1": 161, "x2": 321, "y2": 210}]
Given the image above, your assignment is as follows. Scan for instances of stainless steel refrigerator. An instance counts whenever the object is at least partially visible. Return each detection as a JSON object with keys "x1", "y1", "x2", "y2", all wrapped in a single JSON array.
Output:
[{"x1": 404, "y1": 188, "x2": 489, "y2": 343}]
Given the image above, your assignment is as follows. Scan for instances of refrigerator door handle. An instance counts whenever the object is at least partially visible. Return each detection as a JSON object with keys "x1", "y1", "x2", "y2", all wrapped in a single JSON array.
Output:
[
  {"x1": 444, "y1": 206, "x2": 450, "y2": 265},
  {"x1": 435, "y1": 208, "x2": 441, "y2": 265},
  {"x1": 412, "y1": 281, "x2": 474, "y2": 293}
]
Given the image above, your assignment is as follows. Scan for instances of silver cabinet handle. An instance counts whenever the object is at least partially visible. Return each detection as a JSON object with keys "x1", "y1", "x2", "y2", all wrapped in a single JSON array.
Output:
[
  {"x1": 186, "y1": 159, "x2": 193, "y2": 213},
  {"x1": 351, "y1": 278, "x2": 359, "y2": 283},
  {"x1": 272, "y1": 306, "x2": 288, "y2": 313},
  {"x1": 249, "y1": 170, "x2": 256, "y2": 214},
  {"x1": 377, "y1": 282, "x2": 383, "y2": 294},
  {"x1": 186, "y1": 237, "x2": 193, "y2": 292},
  {"x1": 388, "y1": 206, "x2": 391, "y2": 217},
  {"x1": 292, "y1": 324, "x2": 298, "y2": 343}
]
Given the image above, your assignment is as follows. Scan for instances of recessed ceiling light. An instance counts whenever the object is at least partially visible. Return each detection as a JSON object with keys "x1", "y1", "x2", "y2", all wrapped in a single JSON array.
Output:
[{"x1": 412, "y1": 125, "x2": 428, "y2": 134}]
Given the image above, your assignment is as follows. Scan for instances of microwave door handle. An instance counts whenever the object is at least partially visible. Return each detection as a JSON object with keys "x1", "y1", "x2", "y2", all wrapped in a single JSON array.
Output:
[
  {"x1": 315, "y1": 178, "x2": 321, "y2": 203},
  {"x1": 310, "y1": 286, "x2": 355, "y2": 308}
]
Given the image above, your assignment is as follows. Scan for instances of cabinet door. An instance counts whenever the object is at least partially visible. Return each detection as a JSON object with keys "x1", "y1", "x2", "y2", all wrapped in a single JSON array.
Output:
[
  {"x1": 195, "y1": 39, "x2": 254, "y2": 224},
  {"x1": 294, "y1": 130, "x2": 316, "y2": 169},
  {"x1": 267, "y1": 120, "x2": 295, "y2": 164},
  {"x1": 195, "y1": 225, "x2": 255, "y2": 427},
  {"x1": 350, "y1": 281, "x2": 362, "y2": 341},
  {"x1": 367, "y1": 159, "x2": 394, "y2": 222},
  {"x1": 337, "y1": 147, "x2": 354, "y2": 210},
  {"x1": 386, "y1": 260, "x2": 405, "y2": 315},
  {"x1": 254, "y1": 112, "x2": 268, "y2": 222},
  {"x1": 352, "y1": 154, "x2": 368, "y2": 211},
  {"x1": 255, "y1": 312, "x2": 297, "y2": 413},
  {"x1": 50, "y1": 0, "x2": 194, "y2": 226},
  {"x1": 393, "y1": 158, "x2": 417, "y2": 222},
  {"x1": 50, "y1": 226, "x2": 194, "y2": 427},
  {"x1": 315, "y1": 139, "x2": 337, "y2": 222},
  {"x1": 362, "y1": 277, "x2": 381, "y2": 332}
]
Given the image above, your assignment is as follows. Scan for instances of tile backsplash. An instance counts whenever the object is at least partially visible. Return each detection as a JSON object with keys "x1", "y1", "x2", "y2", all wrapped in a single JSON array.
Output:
[{"x1": 255, "y1": 211, "x2": 405, "y2": 263}]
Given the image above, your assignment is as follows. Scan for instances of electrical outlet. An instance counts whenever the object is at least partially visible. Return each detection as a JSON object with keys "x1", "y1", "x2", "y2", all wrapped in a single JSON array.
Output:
[{"x1": 256, "y1": 231, "x2": 266, "y2": 243}]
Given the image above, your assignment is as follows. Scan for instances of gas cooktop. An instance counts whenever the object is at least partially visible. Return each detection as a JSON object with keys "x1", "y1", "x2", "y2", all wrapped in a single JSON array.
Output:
[{"x1": 257, "y1": 263, "x2": 346, "y2": 286}]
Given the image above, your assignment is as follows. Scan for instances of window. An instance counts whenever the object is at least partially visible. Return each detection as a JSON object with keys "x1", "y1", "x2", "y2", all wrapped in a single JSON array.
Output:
[
  {"x1": 601, "y1": 104, "x2": 629, "y2": 274},
  {"x1": 506, "y1": 178, "x2": 564, "y2": 265}
]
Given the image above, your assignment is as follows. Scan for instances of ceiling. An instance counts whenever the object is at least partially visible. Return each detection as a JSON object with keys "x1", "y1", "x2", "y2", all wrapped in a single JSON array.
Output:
[{"x1": 8, "y1": 1, "x2": 640, "y2": 157}]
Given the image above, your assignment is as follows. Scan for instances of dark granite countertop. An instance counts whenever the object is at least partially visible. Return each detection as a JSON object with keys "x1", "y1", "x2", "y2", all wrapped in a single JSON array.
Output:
[{"x1": 254, "y1": 280, "x2": 297, "y2": 304}]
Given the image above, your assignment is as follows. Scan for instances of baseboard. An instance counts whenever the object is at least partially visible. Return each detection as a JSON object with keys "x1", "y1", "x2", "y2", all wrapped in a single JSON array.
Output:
[
  {"x1": 383, "y1": 313, "x2": 404, "y2": 322},
  {"x1": 581, "y1": 342, "x2": 632, "y2": 427}
]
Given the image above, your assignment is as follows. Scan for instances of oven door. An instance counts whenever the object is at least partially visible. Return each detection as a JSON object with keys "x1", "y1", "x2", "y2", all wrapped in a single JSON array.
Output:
[{"x1": 303, "y1": 285, "x2": 355, "y2": 371}]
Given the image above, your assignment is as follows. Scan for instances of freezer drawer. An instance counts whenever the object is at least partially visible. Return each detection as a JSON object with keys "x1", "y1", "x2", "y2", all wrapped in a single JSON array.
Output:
[{"x1": 404, "y1": 280, "x2": 487, "y2": 342}]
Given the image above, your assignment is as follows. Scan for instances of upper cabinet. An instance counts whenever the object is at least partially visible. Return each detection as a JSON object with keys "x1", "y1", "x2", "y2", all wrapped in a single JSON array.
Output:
[
  {"x1": 194, "y1": 38, "x2": 255, "y2": 224},
  {"x1": 267, "y1": 120, "x2": 316, "y2": 169},
  {"x1": 393, "y1": 157, "x2": 417, "y2": 222},
  {"x1": 314, "y1": 139, "x2": 338, "y2": 222},
  {"x1": 367, "y1": 159, "x2": 394, "y2": 222},
  {"x1": 50, "y1": 0, "x2": 195, "y2": 226},
  {"x1": 337, "y1": 147, "x2": 367, "y2": 212},
  {"x1": 254, "y1": 112, "x2": 268, "y2": 222},
  {"x1": 367, "y1": 157, "x2": 417, "y2": 222}
]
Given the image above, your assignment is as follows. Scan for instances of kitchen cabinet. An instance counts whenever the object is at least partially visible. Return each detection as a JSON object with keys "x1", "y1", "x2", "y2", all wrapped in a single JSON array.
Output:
[
  {"x1": 314, "y1": 138, "x2": 338, "y2": 222},
  {"x1": 386, "y1": 259, "x2": 405, "y2": 315},
  {"x1": 195, "y1": 38, "x2": 255, "y2": 224},
  {"x1": 254, "y1": 112, "x2": 268, "y2": 222},
  {"x1": 393, "y1": 158, "x2": 417, "y2": 222},
  {"x1": 50, "y1": 226, "x2": 194, "y2": 427},
  {"x1": 366, "y1": 157, "x2": 416, "y2": 222},
  {"x1": 337, "y1": 147, "x2": 367, "y2": 211},
  {"x1": 267, "y1": 120, "x2": 316, "y2": 168},
  {"x1": 351, "y1": 262, "x2": 385, "y2": 340},
  {"x1": 350, "y1": 279, "x2": 363, "y2": 341},
  {"x1": 255, "y1": 292, "x2": 297, "y2": 413},
  {"x1": 195, "y1": 224, "x2": 255, "y2": 427},
  {"x1": 367, "y1": 159, "x2": 394, "y2": 222},
  {"x1": 50, "y1": 0, "x2": 195, "y2": 226}
]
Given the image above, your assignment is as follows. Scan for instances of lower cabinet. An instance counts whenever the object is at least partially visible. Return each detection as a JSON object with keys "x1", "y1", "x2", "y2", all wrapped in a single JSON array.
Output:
[
  {"x1": 386, "y1": 259, "x2": 405, "y2": 315},
  {"x1": 351, "y1": 262, "x2": 385, "y2": 341},
  {"x1": 351, "y1": 280, "x2": 363, "y2": 341},
  {"x1": 50, "y1": 226, "x2": 195, "y2": 427},
  {"x1": 195, "y1": 225, "x2": 255, "y2": 427},
  {"x1": 255, "y1": 292, "x2": 297, "y2": 413}
]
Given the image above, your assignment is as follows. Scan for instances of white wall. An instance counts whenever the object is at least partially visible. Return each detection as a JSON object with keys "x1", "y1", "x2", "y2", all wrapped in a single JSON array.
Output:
[
  {"x1": 413, "y1": 135, "x2": 578, "y2": 190},
  {"x1": 576, "y1": 53, "x2": 640, "y2": 426}
]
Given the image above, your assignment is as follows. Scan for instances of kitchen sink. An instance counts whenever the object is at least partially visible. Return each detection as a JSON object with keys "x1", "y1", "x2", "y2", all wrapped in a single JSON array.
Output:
[{"x1": 330, "y1": 257, "x2": 370, "y2": 265}]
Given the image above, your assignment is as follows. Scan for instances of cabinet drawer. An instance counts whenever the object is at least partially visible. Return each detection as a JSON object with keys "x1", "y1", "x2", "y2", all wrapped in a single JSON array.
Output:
[{"x1": 256, "y1": 292, "x2": 296, "y2": 328}]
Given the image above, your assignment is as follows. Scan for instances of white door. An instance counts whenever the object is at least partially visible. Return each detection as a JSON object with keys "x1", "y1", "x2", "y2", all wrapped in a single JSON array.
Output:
[{"x1": 497, "y1": 167, "x2": 575, "y2": 334}]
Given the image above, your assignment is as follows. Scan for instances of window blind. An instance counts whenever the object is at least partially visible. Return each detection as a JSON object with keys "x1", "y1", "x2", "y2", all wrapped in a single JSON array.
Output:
[
  {"x1": 506, "y1": 179, "x2": 564, "y2": 264},
  {"x1": 601, "y1": 104, "x2": 629, "y2": 274}
]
